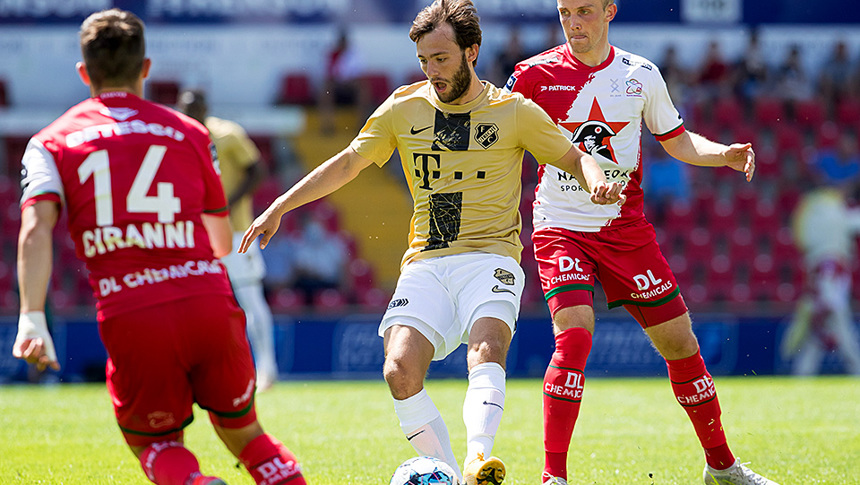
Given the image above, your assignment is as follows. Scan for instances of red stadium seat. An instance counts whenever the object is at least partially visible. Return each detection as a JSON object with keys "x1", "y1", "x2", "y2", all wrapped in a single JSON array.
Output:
[
  {"x1": 313, "y1": 288, "x2": 347, "y2": 313},
  {"x1": 836, "y1": 96, "x2": 860, "y2": 127},
  {"x1": 270, "y1": 288, "x2": 305, "y2": 313},
  {"x1": 146, "y1": 80, "x2": 180, "y2": 105},
  {"x1": 753, "y1": 97, "x2": 787, "y2": 127},
  {"x1": 713, "y1": 96, "x2": 744, "y2": 127},
  {"x1": 792, "y1": 98, "x2": 826, "y2": 127},
  {"x1": 361, "y1": 72, "x2": 392, "y2": 105},
  {"x1": 276, "y1": 72, "x2": 314, "y2": 106}
]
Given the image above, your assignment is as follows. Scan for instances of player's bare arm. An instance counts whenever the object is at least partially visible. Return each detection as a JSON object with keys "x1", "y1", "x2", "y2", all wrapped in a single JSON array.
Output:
[
  {"x1": 238, "y1": 147, "x2": 374, "y2": 253},
  {"x1": 661, "y1": 131, "x2": 755, "y2": 182},
  {"x1": 202, "y1": 214, "x2": 233, "y2": 258},
  {"x1": 553, "y1": 145, "x2": 626, "y2": 205},
  {"x1": 14, "y1": 200, "x2": 61, "y2": 371}
]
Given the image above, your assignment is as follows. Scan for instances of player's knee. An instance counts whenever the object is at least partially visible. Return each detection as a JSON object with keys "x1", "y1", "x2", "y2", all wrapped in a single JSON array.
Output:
[{"x1": 383, "y1": 355, "x2": 425, "y2": 399}]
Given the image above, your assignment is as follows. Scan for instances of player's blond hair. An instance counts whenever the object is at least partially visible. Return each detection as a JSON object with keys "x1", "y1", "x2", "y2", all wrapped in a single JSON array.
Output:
[{"x1": 79, "y1": 9, "x2": 145, "y2": 90}]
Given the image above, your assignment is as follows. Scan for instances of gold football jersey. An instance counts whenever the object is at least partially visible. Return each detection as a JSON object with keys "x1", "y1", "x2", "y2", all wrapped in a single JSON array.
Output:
[
  {"x1": 205, "y1": 116, "x2": 261, "y2": 232},
  {"x1": 350, "y1": 81, "x2": 572, "y2": 267}
]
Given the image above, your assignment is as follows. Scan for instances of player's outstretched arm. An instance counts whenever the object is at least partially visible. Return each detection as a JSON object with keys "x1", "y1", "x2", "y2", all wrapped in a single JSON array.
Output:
[
  {"x1": 238, "y1": 147, "x2": 374, "y2": 253},
  {"x1": 202, "y1": 214, "x2": 233, "y2": 258},
  {"x1": 14, "y1": 200, "x2": 61, "y2": 371},
  {"x1": 661, "y1": 131, "x2": 755, "y2": 182},
  {"x1": 553, "y1": 145, "x2": 626, "y2": 205}
]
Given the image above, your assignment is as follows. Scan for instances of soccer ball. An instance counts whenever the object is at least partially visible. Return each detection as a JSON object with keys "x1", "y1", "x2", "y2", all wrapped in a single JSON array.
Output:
[{"x1": 389, "y1": 456, "x2": 457, "y2": 485}]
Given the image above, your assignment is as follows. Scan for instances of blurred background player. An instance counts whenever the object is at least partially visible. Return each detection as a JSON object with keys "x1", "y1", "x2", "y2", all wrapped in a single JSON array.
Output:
[
  {"x1": 12, "y1": 9, "x2": 305, "y2": 485},
  {"x1": 783, "y1": 149, "x2": 860, "y2": 376},
  {"x1": 238, "y1": 1, "x2": 624, "y2": 483},
  {"x1": 177, "y1": 88, "x2": 279, "y2": 391},
  {"x1": 505, "y1": 1, "x2": 777, "y2": 484}
]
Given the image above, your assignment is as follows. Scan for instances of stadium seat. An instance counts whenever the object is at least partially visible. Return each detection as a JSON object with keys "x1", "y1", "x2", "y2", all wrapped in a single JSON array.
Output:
[
  {"x1": 313, "y1": 288, "x2": 347, "y2": 313},
  {"x1": 361, "y1": 72, "x2": 392, "y2": 105},
  {"x1": 0, "y1": 79, "x2": 7, "y2": 106},
  {"x1": 772, "y1": 122, "x2": 805, "y2": 156},
  {"x1": 712, "y1": 96, "x2": 744, "y2": 127},
  {"x1": 249, "y1": 135, "x2": 275, "y2": 168},
  {"x1": 146, "y1": 80, "x2": 180, "y2": 105},
  {"x1": 792, "y1": 98, "x2": 826, "y2": 127},
  {"x1": 276, "y1": 72, "x2": 315, "y2": 106},
  {"x1": 270, "y1": 288, "x2": 305, "y2": 313},
  {"x1": 815, "y1": 121, "x2": 841, "y2": 148},
  {"x1": 835, "y1": 96, "x2": 860, "y2": 127},
  {"x1": 3, "y1": 136, "x2": 30, "y2": 178},
  {"x1": 753, "y1": 97, "x2": 787, "y2": 127}
]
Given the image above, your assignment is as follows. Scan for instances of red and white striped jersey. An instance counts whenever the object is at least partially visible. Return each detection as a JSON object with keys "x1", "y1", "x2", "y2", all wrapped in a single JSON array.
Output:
[
  {"x1": 20, "y1": 91, "x2": 232, "y2": 319},
  {"x1": 507, "y1": 44, "x2": 685, "y2": 232}
]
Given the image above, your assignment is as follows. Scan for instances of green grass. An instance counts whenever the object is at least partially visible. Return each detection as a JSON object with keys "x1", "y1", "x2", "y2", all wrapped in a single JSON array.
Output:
[{"x1": 1, "y1": 376, "x2": 857, "y2": 484}]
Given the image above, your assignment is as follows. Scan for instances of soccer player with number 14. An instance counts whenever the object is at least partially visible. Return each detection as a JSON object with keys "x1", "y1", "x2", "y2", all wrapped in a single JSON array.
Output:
[{"x1": 13, "y1": 9, "x2": 305, "y2": 485}]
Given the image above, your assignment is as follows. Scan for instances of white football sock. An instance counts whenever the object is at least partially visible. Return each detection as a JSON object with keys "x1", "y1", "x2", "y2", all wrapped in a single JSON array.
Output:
[
  {"x1": 393, "y1": 389, "x2": 462, "y2": 479},
  {"x1": 463, "y1": 362, "x2": 506, "y2": 463}
]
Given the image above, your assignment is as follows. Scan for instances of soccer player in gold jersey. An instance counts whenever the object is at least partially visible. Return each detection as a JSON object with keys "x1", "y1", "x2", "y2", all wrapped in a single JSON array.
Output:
[{"x1": 239, "y1": 1, "x2": 623, "y2": 483}]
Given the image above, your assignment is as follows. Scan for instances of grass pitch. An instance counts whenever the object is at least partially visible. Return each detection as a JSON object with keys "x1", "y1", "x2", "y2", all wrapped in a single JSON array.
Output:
[{"x1": 0, "y1": 376, "x2": 856, "y2": 484}]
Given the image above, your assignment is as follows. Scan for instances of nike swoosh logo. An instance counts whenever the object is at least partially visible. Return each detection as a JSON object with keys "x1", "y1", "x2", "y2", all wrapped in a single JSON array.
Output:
[
  {"x1": 406, "y1": 429, "x2": 425, "y2": 441},
  {"x1": 410, "y1": 125, "x2": 432, "y2": 135},
  {"x1": 491, "y1": 285, "x2": 515, "y2": 295},
  {"x1": 483, "y1": 400, "x2": 504, "y2": 410}
]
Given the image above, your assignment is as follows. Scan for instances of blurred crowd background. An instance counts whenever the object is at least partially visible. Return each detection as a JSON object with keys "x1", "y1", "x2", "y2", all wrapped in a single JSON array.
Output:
[{"x1": 0, "y1": 0, "x2": 859, "y2": 320}]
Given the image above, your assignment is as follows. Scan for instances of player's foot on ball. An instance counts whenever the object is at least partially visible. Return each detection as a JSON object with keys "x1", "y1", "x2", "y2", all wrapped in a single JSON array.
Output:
[
  {"x1": 190, "y1": 475, "x2": 228, "y2": 485},
  {"x1": 703, "y1": 459, "x2": 779, "y2": 485},
  {"x1": 463, "y1": 453, "x2": 505, "y2": 485},
  {"x1": 541, "y1": 471, "x2": 568, "y2": 485}
]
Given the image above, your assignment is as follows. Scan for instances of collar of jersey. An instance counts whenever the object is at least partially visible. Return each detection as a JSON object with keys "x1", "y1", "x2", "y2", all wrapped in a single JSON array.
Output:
[
  {"x1": 428, "y1": 81, "x2": 492, "y2": 113},
  {"x1": 562, "y1": 43, "x2": 616, "y2": 72}
]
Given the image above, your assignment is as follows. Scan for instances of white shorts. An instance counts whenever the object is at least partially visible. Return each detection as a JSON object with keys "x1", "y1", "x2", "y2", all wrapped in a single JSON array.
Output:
[
  {"x1": 221, "y1": 231, "x2": 267, "y2": 287},
  {"x1": 379, "y1": 252, "x2": 524, "y2": 361}
]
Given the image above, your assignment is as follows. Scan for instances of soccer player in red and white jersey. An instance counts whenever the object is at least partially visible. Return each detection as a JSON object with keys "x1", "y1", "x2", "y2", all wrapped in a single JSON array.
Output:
[
  {"x1": 506, "y1": 1, "x2": 779, "y2": 484},
  {"x1": 12, "y1": 9, "x2": 305, "y2": 485}
]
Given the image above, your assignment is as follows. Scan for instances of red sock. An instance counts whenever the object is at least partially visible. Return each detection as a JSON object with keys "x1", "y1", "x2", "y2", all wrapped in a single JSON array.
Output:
[
  {"x1": 239, "y1": 433, "x2": 306, "y2": 485},
  {"x1": 139, "y1": 441, "x2": 201, "y2": 485},
  {"x1": 666, "y1": 350, "x2": 735, "y2": 470},
  {"x1": 542, "y1": 327, "x2": 592, "y2": 481}
]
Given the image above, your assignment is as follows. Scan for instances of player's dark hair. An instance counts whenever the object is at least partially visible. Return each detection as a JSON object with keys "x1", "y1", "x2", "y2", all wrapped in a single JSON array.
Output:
[
  {"x1": 410, "y1": 0, "x2": 482, "y2": 67},
  {"x1": 79, "y1": 9, "x2": 145, "y2": 90},
  {"x1": 177, "y1": 89, "x2": 208, "y2": 124}
]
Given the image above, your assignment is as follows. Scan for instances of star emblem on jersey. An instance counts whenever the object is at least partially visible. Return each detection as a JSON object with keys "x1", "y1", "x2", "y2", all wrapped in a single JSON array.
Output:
[{"x1": 559, "y1": 98, "x2": 629, "y2": 164}]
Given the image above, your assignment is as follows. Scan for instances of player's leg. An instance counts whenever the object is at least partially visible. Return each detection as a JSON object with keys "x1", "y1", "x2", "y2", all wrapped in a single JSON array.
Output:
[
  {"x1": 210, "y1": 419, "x2": 305, "y2": 485},
  {"x1": 100, "y1": 303, "x2": 221, "y2": 485},
  {"x1": 191, "y1": 295, "x2": 305, "y2": 485},
  {"x1": 461, "y1": 316, "x2": 510, "y2": 485},
  {"x1": 383, "y1": 322, "x2": 462, "y2": 477},
  {"x1": 379, "y1": 258, "x2": 463, "y2": 477},
  {"x1": 232, "y1": 282, "x2": 278, "y2": 391},
  {"x1": 532, "y1": 227, "x2": 599, "y2": 484},
  {"x1": 454, "y1": 254, "x2": 523, "y2": 485},
  {"x1": 223, "y1": 237, "x2": 279, "y2": 391}
]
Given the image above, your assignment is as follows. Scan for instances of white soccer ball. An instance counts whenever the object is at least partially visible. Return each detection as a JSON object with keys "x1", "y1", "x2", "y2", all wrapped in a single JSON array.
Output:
[{"x1": 389, "y1": 456, "x2": 457, "y2": 485}]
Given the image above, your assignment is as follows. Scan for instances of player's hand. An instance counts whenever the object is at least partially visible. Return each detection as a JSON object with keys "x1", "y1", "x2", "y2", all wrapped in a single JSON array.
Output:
[
  {"x1": 724, "y1": 142, "x2": 755, "y2": 182},
  {"x1": 238, "y1": 208, "x2": 282, "y2": 253},
  {"x1": 12, "y1": 311, "x2": 60, "y2": 372},
  {"x1": 590, "y1": 181, "x2": 626, "y2": 206}
]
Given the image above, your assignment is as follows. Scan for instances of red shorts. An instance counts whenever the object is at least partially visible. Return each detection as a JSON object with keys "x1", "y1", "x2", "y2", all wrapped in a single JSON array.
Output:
[
  {"x1": 99, "y1": 294, "x2": 258, "y2": 447},
  {"x1": 532, "y1": 219, "x2": 688, "y2": 328}
]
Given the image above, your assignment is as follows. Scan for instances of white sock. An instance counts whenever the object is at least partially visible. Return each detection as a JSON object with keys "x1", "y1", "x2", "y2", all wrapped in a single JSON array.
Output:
[
  {"x1": 462, "y1": 362, "x2": 506, "y2": 463},
  {"x1": 393, "y1": 389, "x2": 462, "y2": 479}
]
